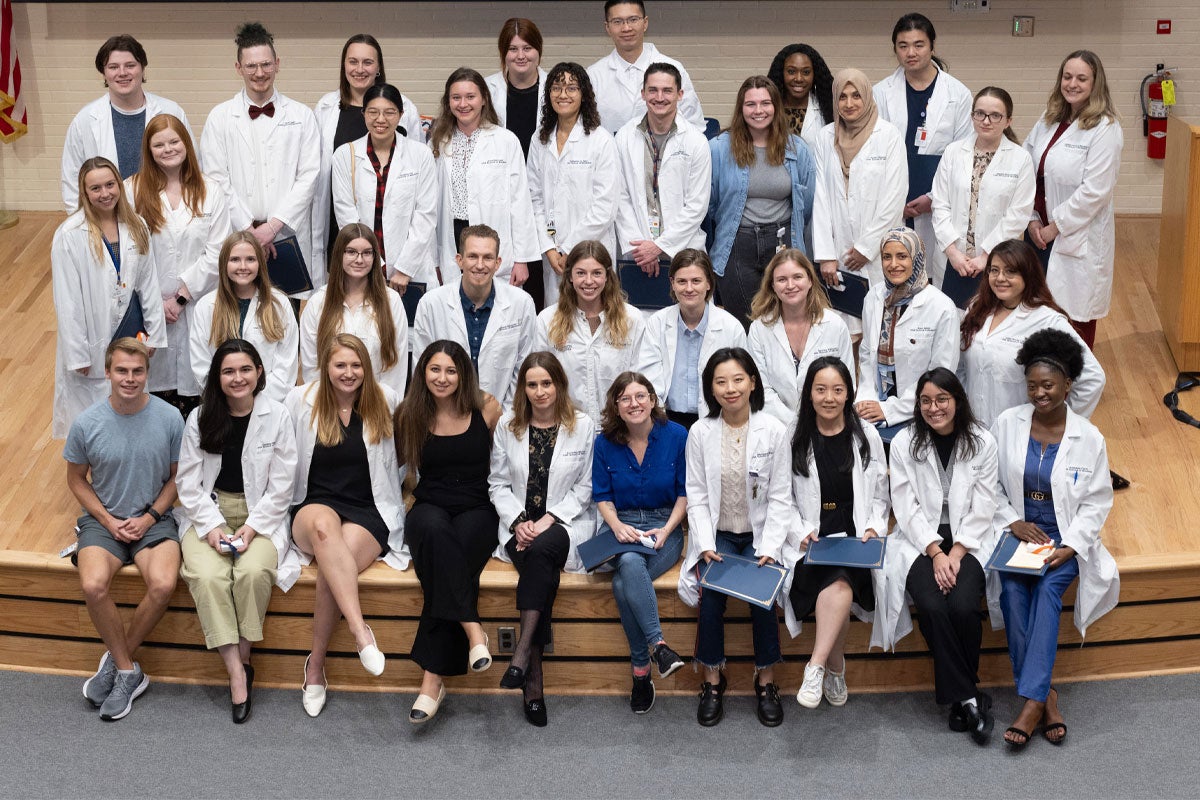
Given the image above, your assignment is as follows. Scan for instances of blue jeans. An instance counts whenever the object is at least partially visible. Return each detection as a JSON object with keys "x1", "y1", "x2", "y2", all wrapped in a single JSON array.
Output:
[
  {"x1": 695, "y1": 531, "x2": 782, "y2": 670},
  {"x1": 999, "y1": 556, "x2": 1079, "y2": 702},
  {"x1": 601, "y1": 507, "x2": 684, "y2": 668}
]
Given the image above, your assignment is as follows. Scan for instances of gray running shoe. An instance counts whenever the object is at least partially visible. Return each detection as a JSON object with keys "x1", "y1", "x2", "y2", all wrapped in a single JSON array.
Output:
[
  {"x1": 82, "y1": 651, "x2": 116, "y2": 708},
  {"x1": 99, "y1": 663, "x2": 149, "y2": 721}
]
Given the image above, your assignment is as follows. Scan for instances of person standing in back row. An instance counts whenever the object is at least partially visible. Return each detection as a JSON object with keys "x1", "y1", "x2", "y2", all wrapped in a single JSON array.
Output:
[{"x1": 588, "y1": 0, "x2": 705, "y2": 134}]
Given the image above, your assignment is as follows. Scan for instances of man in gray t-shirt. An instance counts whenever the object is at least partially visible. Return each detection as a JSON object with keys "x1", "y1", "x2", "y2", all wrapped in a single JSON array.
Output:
[{"x1": 63, "y1": 338, "x2": 183, "y2": 721}]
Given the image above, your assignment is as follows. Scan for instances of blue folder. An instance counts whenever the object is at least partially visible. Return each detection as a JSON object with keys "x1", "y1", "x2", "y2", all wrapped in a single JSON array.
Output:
[
  {"x1": 617, "y1": 258, "x2": 672, "y2": 311},
  {"x1": 400, "y1": 281, "x2": 426, "y2": 327},
  {"x1": 984, "y1": 530, "x2": 1051, "y2": 576},
  {"x1": 265, "y1": 234, "x2": 314, "y2": 295},
  {"x1": 941, "y1": 267, "x2": 983, "y2": 310},
  {"x1": 699, "y1": 553, "x2": 788, "y2": 610},
  {"x1": 804, "y1": 535, "x2": 887, "y2": 569},
  {"x1": 578, "y1": 529, "x2": 658, "y2": 572},
  {"x1": 820, "y1": 270, "x2": 870, "y2": 318},
  {"x1": 110, "y1": 291, "x2": 147, "y2": 343}
]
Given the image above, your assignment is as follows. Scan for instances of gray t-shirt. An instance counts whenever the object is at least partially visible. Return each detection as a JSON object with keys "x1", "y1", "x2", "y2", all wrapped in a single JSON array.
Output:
[
  {"x1": 63, "y1": 395, "x2": 184, "y2": 519},
  {"x1": 110, "y1": 104, "x2": 146, "y2": 180},
  {"x1": 742, "y1": 145, "x2": 792, "y2": 226}
]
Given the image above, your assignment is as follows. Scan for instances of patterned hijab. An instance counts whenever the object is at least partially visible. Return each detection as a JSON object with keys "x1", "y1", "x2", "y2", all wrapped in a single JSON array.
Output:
[
  {"x1": 876, "y1": 227, "x2": 930, "y2": 396},
  {"x1": 831, "y1": 68, "x2": 879, "y2": 182}
]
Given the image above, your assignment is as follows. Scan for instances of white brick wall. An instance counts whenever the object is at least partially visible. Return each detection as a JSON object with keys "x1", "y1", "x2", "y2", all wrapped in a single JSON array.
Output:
[{"x1": 2, "y1": 1, "x2": 1196, "y2": 212}]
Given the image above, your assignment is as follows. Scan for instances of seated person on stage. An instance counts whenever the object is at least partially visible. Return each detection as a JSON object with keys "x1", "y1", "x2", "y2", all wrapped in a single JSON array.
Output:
[{"x1": 65, "y1": 338, "x2": 185, "y2": 722}]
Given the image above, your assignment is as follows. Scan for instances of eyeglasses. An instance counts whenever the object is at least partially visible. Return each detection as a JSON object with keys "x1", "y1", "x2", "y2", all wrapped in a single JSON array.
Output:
[
  {"x1": 617, "y1": 392, "x2": 651, "y2": 406},
  {"x1": 918, "y1": 394, "x2": 954, "y2": 409},
  {"x1": 364, "y1": 108, "x2": 400, "y2": 120},
  {"x1": 971, "y1": 110, "x2": 1006, "y2": 124},
  {"x1": 606, "y1": 15, "x2": 645, "y2": 28},
  {"x1": 344, "y1": 248, "x2": 375, "y2": 261},
  {"x1": 549, "y1": 84, "x2": 581, "y2": 96},
  {"x1": 241, "y1": 60, "x2": 276, "y2": 75}
]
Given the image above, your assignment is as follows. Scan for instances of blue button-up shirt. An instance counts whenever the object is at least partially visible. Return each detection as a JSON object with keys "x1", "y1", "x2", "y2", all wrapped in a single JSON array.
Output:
[
  {"x1": 459, "y1": 282, "x2": 496, "y2": 367},
  {"x1": 592, "y1": 420, "x2": 688, "y2": 510},
  {"x1": 666, "y1": 304, "x2": 709, "y2": 413}
]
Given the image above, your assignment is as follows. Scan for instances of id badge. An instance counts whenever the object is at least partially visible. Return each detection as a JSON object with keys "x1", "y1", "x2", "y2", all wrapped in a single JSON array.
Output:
[
  {"x1": 648, "y1": 213, "x2": 661, "y2": 238},
  {"x1": 913, "y1": 126, "x2": 928, "y2": 148},
  {"x1": 775, "y1": 225, "x2": 788, "y2": 253},
  {"x1": 546, "y1": 218, "x2": 556, "y2": 240}
]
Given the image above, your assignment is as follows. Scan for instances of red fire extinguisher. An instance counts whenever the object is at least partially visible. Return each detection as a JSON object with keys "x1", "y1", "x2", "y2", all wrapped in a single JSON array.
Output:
[{"x1": 1141, "y1": 64, "x2": 1175, "y2": 160}]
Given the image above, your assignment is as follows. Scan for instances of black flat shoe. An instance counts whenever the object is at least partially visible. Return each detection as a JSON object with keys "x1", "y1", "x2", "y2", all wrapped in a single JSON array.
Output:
[
  {"x1": 500, "y1": 665, "x2": 526, "y2": 689},
  {"x1": 232, "y1": 664, "x2": 254, "y2": 725},
  {"x1": 754, "y1": 681, "x2": 784, "y2": 727},
  {"x1": 696, "y1": 673, "x2": 726, "y2": 727},
  {"x1": 524, "y1": 697, "x2": 548, "y2": 727},
  {"x1": 961, "y1": 694, "x2": 994, "y2": 745}
]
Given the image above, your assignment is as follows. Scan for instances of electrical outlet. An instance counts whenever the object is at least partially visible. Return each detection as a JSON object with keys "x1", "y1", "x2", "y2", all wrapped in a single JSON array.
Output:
[
  {"x1": 497, "y1": 626, "x2": 516, "y2": 653},
  {"x1": 950, "y1": 0, "x2": 990, "y2": 13},
  {"x1": 1013, "y1": 16, "x2": 1035, "y2": 37}
]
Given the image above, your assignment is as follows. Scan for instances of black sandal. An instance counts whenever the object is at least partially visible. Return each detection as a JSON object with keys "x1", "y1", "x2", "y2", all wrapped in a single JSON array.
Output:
[
  {"x1": 1041, "y1": 687, "x2": 1067, "y2": 745},
  {"x1": 1005, "y1": 725, "x2": 1033, "y2": 750}
]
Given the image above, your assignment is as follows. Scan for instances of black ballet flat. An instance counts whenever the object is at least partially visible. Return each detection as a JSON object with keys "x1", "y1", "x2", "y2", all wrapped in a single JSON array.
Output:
[
  {"x1": 500, "y1": 665, "x2": 526, "y2": 690},
  {"x1": 524, "y1": 697, "x2": 548, "y2": 727},
  {"x1": 232, "y1": 664, "x2": 254, "y2": 725}
]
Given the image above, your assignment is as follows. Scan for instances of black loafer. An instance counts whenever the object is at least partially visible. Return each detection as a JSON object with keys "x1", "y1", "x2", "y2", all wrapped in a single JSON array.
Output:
[
  {"x1": 500, "y1": 665, "x2": 526, "y2": 690},
  {"x1": 961, "y1": 693, "x2": 994, "y2": 745},
  {"x1": 948, "y1": 702, "x2": 968, "y2": 732},
  {"x1": 524, "y1": 697, "x2": 548, "y2": 727},
  {"x1": 697, "y1": 673, "x2": 726, "y2": 727},
  {"x1": 232, "y1": 664, "x2": 254, "y2": 725},
  {"x1": 754, "y1": 680, "x2": 784, "y2": 727}
]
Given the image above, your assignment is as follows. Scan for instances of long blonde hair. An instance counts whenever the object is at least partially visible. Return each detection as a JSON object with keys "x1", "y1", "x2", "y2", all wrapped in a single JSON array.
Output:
[
  {"x1": 508, "y1": 351, "x2": 579, "y2": 437},
  {"x1": 76, "y1": 157, "x2": 150, "y2": 262},
  {"x1": 318, "y1": 225, "x2": 399, "y2": 373},
  {"x1": 310, "y1": 333, "x2": 393, "y2": 447},
  {"x1": 1043, "y1": 50, "x2": 1118, "y2": 131},
  {"x1": 547, "y1": 241, "x2": 632, "y2": 350},
  {"x1": 750, "y1": 248, "x2": 831, "y2": 325},
  {"x1": 209, "y1": 231, "x2": 287, "y2": 347},
  {"x1": 130, "y1": 114, "x2": 207, "y2": 234}
]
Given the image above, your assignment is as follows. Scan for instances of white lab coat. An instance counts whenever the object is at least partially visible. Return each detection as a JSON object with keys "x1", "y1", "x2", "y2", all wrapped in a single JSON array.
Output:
[
  {"x1": 638, "y1": 303, "x2": 747, "y2": 418},
  {"x1": 614, "y1": 115, "x2": 712, "y2": 259},
  {"x1": 331, "y1": 134, "x2": 439, "y2": 285},
  {"x1": 190, "y1": 287, "x2": 299, "y2": 404},
  {"x1": 298, "y1": 286, "x2": 410, "y2": 397},
  {"x1": 51, "y1": 213, "x2": 167, "y2": 438},
  {"x1": 433, "y1": 125, "x2": 543, "y2": 283},
  {"x1": 880, "y1": 423, "x2": 999, "y2": 649},
  {"x1": 587, "y1": 44, "x2": 706, "y2": 134},
  {"x1": 990, "y1": 404, "x2": 1119, "y2": 636},
  {"x1": 787, "y1": 421, "x2": 891, "y2": 645},
  {"x1": 526, "y1": 122, "x2": 620, "y2": 305},
  {"x1": 794, "y1": 95, "x2": 827, "y2": 148},
  {"x1": 811, "y1": 118, "x2": 907, "y2": 287},
  {"x1": 873, "y1": 65, "x2": 974, "y2": 287},
  {"x1": 488, "y1": 410, "x2": 596, "y2": 573},
  {"x1": 312, "y1": 89, "x2": 424, "y2": 273},
  {"x1": 534, "y1": 303, "x2": 645, "y2": 426},
  {"x1": 199, "y1": 91, "x2": 322, "y2": 294},
  {"x1": 857, "y1": 284, "x2": 960, "y2": 426},
  {"x1": 959, "y1": 303, "x2": 1105, "y2": 429},
  {"x1": 678, "y1": 413, "x2": 800, "y2": 613},
  {"x1": 175, "y1": 395, "x2": 303, "y2": 590},
  {"x1": 61, "y1": 93, "x2": 193, "y2": 212},
  {"x1": 285, "y1": 382, "x2": 409, "y2": 570},
  {"x1": 411, "y1": 278, "x2": 537, "y2": 406},
  {"x1": 485, "y1": 69, "x2": 549, "y2": 130},
  {"x1": 1023, "y1": 116, "x2": 1123, "y2": 322},
  {"x1": 127, "y1": 176, "x2": 232, "y2": 395},
  {"x1": 748, "y1": 312, "x2": 855, "y2": 427},
  {"x1": 930, "y1": 134, "x2": 1035, "y2": 260}
]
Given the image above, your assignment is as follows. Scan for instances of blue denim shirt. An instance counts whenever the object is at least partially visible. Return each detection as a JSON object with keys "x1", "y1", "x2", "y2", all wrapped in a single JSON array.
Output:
[
  {"x1": 705, "y1": 131, "x2": 816, "y2": 276},
  {"x1": 666, "y1": 304, "x2": 708, "y2": 413},
  {"x1": 592, "y1": 420, "x2": 688, "y2": 509},
  {"x1": 459, "y1": 282, "x2": 496, "y2": 367}
]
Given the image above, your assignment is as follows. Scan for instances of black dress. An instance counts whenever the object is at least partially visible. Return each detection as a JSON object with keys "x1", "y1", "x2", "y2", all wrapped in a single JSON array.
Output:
[
  {"x1": 789, "y1": 429, "x2": 875, "y2": 619},
  {"x1": 406, "y1": 410, "x2": 500, "y2": 675},
  {"x1": 326, "y1": 104, "x2": 369, "y2": 254},
  {"x1": 293, "y1": 412, "x2": 390, "y2": 554}
]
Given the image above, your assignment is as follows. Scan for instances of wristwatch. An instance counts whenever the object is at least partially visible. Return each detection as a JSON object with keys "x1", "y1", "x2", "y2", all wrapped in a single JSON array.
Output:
[
  {"x1": 143, "y1": 506, "x2": 163, "y2": 523},
  {"x1": 174, "y1": 295, "x2": 189, "y2": 307}
]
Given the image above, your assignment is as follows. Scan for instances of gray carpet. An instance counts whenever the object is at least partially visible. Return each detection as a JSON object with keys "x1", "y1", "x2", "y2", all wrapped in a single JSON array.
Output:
[{"x1": 1, "y1": 668, "x2": 1192, "y2": 799}]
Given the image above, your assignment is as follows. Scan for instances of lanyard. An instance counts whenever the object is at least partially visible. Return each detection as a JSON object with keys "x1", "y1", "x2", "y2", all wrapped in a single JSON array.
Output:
[
  {"x1": 646, "y1": 129, "x2": 665, "y2": 207},
  {"x1": 103, "y1": 233, "x2": 122, "y2": 282}
]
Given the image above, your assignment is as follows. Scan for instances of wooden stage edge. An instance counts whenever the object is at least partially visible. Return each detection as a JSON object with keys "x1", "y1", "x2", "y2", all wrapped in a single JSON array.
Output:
[{"x1": 1, "y1": 213, "x2": 1199, "y2": 694}]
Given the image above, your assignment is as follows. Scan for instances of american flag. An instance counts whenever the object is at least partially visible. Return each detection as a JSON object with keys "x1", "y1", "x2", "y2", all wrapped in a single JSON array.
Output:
[{"x1": 1, "y1": 0, "x2": 27, "y2": 143}]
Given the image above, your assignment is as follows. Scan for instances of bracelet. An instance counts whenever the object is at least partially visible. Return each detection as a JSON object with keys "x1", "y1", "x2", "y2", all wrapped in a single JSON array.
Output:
[{"x1": 143, "y1": 506, "x2": 163, "y2": 523}]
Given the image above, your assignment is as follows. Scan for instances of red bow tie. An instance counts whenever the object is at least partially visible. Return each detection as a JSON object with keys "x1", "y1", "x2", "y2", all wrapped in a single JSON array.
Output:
[{"x1": 248, "y1": 102, "x2": 276, "y2": 120}]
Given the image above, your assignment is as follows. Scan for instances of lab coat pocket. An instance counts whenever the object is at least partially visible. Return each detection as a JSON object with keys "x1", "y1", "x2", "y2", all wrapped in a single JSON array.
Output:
[{"x1": 1052, "y1": 225, "x2": 1089, "y2": 260}]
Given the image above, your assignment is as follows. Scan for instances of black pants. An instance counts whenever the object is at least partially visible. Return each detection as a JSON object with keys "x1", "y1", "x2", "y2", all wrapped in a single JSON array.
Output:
[
  {"x1": 906, "y1": 549, "x2": 986, "y2": 705},
  {"x1": 505, "y1": 523, "x2": 570, "y2": 645},
  {"x1": 716, "y1": 219, "x2": 790, "y2": 330},
  {"x1": 666, "y1": 409, "x2": 699, "y2": 430},
  {"x1": 406, "y1": 501, "x2": 499, "y2": 676}
]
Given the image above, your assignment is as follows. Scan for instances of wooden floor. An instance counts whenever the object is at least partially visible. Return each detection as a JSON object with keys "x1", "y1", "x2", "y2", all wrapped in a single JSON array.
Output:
[{"x1": 2, "y1": 211, "x2": 1199, "y2": 695}]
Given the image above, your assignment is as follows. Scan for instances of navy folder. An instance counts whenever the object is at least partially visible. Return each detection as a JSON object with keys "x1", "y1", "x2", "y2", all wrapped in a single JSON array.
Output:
[
  {"x1": 617, "y1": 258, "x2": 672, "y2": 311},
  {"x1": 578, "y1": 530, "x2": 658, "y2": 572},
  {"x1": 821, "y1": 270, "x2": 870, "y2": 318},
  {"x1": 984, "y1": 530, "x2": 1052, "y2": 576},
  {"x1": 400, "y1": 281, "x2": 426, "y2": 327},
  {"x1": 110, "y1": 291, "x2": 147, "y2": 343},
  {"x1": 265, "y1": 234, "x2": 314, "y2": 295},
  {"x1": 699, "y1": 553, "x2": 788, "y2": 609},
  {"x1": 804, "y1": 535, "x2": 887, "y2": 569},
  {"x1": 941, "y1": 267, "x2": 983, "y2": 310}
]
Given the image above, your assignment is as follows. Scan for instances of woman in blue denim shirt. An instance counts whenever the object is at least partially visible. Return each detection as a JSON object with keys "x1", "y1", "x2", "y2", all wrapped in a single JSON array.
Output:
[{"x1": 592, "y1": 370, "x2": 688, "y2": 714}]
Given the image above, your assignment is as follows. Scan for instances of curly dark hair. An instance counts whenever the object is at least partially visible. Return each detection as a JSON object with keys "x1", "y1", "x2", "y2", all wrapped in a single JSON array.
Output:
[
  {"x1": 537, "y1": 62, "x2": 602, "y2": 145},
  {"x1": 1015, "y1": 329, "x2": 1085, "y2": 381},
  {"x1": 767, "y1": 43, "x2": 835, "y2": 126}
]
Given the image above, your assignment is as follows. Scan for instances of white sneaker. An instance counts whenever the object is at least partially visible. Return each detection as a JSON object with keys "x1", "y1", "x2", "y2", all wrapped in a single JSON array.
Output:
[
  {"x1": 796, "y1": 662, "x2": 825, "y2": 708},
  {"x1": 823, "y1": 665, "x2": 848, "y2": 706}
]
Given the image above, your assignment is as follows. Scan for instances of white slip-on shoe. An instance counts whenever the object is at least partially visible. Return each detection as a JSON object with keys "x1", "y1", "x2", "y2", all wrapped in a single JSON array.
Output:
[
  {"x1": 357, "y1": 625, "x2": 385, "y2": 676},
  {"x1": 823, "y1": 664, "x2": 848, "y2": 706},
  {"x1": 409, "y1": 685, "x2": 446, "y2": 724},
  {"x1": 302, "y1": 654, "x2": 328, "y2": 718}
]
